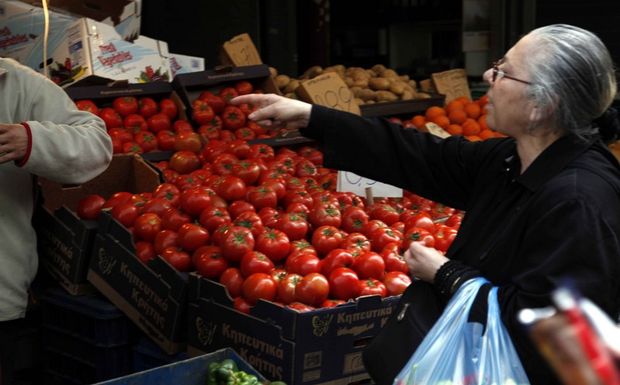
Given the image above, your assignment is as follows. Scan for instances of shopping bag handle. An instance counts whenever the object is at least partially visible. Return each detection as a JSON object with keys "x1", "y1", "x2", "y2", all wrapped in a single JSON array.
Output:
[{"x1": 467, "y1": 282, "x2": 493, "y2": 333}]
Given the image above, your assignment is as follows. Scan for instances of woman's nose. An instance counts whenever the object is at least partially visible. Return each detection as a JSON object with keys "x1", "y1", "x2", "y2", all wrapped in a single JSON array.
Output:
[{"x1": 482, "y1": 67, "x2": 493, "y2": 85}]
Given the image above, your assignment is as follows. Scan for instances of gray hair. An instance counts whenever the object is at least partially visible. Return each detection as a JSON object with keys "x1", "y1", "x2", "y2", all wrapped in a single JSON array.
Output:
[{"x1": 524, "y1": 24, "x2": 616, "y2": 138}]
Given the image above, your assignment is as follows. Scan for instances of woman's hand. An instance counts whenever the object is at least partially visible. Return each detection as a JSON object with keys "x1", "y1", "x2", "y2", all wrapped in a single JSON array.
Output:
[
  {"x1": 231, "y1": 94, "x2": 312, "y2": 130},
  {"x1": 404, "y1": 241, "x2": 449, "y2": 282}
]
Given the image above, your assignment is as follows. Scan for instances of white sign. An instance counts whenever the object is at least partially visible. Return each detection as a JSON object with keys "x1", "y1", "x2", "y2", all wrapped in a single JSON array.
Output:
[{"x1": 337, "y1": 171, "x2": 403, "y2": 198}]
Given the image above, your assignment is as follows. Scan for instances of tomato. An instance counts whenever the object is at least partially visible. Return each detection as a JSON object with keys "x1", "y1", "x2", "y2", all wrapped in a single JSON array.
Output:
[
  {"x1": 123, "y1": 114, "x2": 147, "y2": 133},
  {"x1": 369, "y1": 227, "x2": 403, "y2": 252},
  {"x1": 382, "y1": 271, "x2": 412, "y2": 296},
  {"x1": 297, "y1": 146, "x2": 323, "y2": 166},
  {"x1": 76, "y1": 194, "x2": 105, "y2": 220},
  {"x1": 404, "y1": 212, "x2": 435, "y2": 233},
  {"x1": 290, "y1": 239, "x2": 316, "y2": 255},
  {"x1": 271, "y1": 268, "x2": 287, "y2": 283},
  {"x1": 287, "y1": 302, "x2": 315, "y2": 312},
  {"x1": 362, "y1": 219, "x2": 388, "y2": 237},
  {"x1": 152, "y1": 183, "x2": 181, "y2": 207},
  {"x1": 249, "y1": 143, "x2": 275, "y2": 160},
  {"x1": 358, "y1": 278, "x2": 387, "y2": 297},
  {"x1": 198, "y1": 205, "x2": 231, "y2": 233},
  {"x1": 228, "y1": 200, "x2": 255, "y2": 220},
  {"x1": 402, "y1": 227, "x2": 435, "y2": 250},
  {"x1": 284, "y1": 252, "x2": 321, "y2": 276},
  {"x1": 122, "y1": 141, "x2": 142, "y2": 154},
  {"x1": 381, "y1": 242, "x2": 409, "y2": 273},
  {"x1": 153, "y1": 229, "x2": 178, "y2": 254},
  {"x1": 234, "y1": 127, "x2": 256, "y2": 141},
  {"x1": 108, "y1": 127, "x2": 133, "y2": 143},
  {"x1": 217, "y1": 175, "x2": 247, "y2": 202},
  {"x1": 310, "y1": 190, "x2": 338, "y2": 207},
  {"x1": 231, "y1": 160, "x2": 261, "y2": 185},
  {"x1": 282, "y1": 190, "x2": 313, "y2": 209},
  {"x1": 433, "y1": 224, "x2": 458, "y2": 253},
  {"x1": 161, "y1": 208, "x2": 191, "y2": 231},
  {"x1": 219, "y1": 87, "x2": 239, "y2": 103},
  {"x1": 317, "y1": 173, "x2": 337, "y2": 191},
  {"x1": 160, "y1": 246, "x2": 193, "y2": 271},
  {"x1": 431, "y1": 203, "x2": 455, "y2": 220},
  {"x1": 134, "y1": 131, "x2": 158, "y2": 152},
  {"x1": 156, "y1": 130, "x2": 176, "y2": 151},
  {"x1": 133, "y1": 213, "x2": 162, "y2": 241},
  {"x1": 320, "y1": 248, "x2": 354, "y2": 276},
  {"x1": 258, "y1": 207, "x2": 280, "y2": 228},
  {"x1": 180, "y1": 187, "x2": 214, "y2": 217},
  {"x1": 295, "y1": 273, "x2": 329, "y2": 307},
  {"x1": 308, "y1": 203, "x2": 341, "y2": 228},
  {"x1": 276, "y1": 213, "x2": 309, "y2": 241},
  {"x1": 75, "y1": 99, "x2": 98, "y2": 115},
  {"x1": 174, "y1": 131, "x2": 202, "y2": 153},
  {"x1": 242, "y1": 272, "x2": 277, "y2": 304},
  {"x1": 328, "y1": 267, "x2": 361, "y2": 301},
  {"x1": 199, "y1": 92, "x2": 226, "y2": 114},
  {"x1": 233, "y1": 296, "x2": 252, "y2": 314},
  {"x1": 138, "y1": 96, "x2": 158, "y2": 118},
  {"x1": 341, "y1": 232, "x2": 371, "y2": 252},
  {"x1": 367, "y1": 204, "x2": 400, "y2": 226},
  {"x1": 221, "y1": 226, "x2": 255, "y2": 262},
  {"x1": 233, "y1": 211, "x2": 264, "y2": 238},
  {"x1": 147, "y1": 113, "x2": 172, "y2": 133},
  {"x1": 255, "y1": 228, "x2": 290, "y2": 262},
  {"x1": 99, "y1": 107, "x2": 123, "y2": 129},
  {"x1": 262, "y1": 178, "x2": 286, "y2": 201},
  {"x1": 169, "y1": 150, "x2": 201, "y2": 174},
  {"x1": 177, "y1": 223, "x2": 210, "y2": 251},
  {"x1": 235, "y1": 80, "x2": 254, "y2": 95},
  {"x1": 244, "y1": 186, "x2": 275, "y2": 211},
  {"x1": 444, "y1": 213, "x2": 462, "y2": 229},
  {"x1": 111, "y1": 202, "x2": 139, "y2": 227},
  {"x1": 311, "y1": 225, "x2": 344, "y2": 256},
  {"x1": 159, "y1": 98, "x2": 178, "y2": 119},
  {"x1": 210, "y1": 153, "x2": 237, "y2": 176},
  {"x1": 221, "y1": 106, "x2": 246, "y2": 130},
  {"x1": 135, "y1": 241, "x2": 155, "y2": 263},
  {"x1": 351, "y1": 251, "x2": 385, "y2": 280},
  {"x1": 247, "y1": 121, "x2": 266, "y2": 136},
  {"x1": 171, "y1": 119, "x2": 192, "y2": 133},
  {"x1": 193, "y1": 245, "x2": 228, "y2": 279},
  {"x1": 220, "y1": 267, "x2": 244, "y2": 298},
  {"x1": 285, "y1": 202, "x2": 310, "y2": 218},
  {"x1": 277, "y1": 273, "x2": 302, "y2": 304},
  {"x1": 240, "y1": 250, "x2": 275, "y2": 277},
  {"x1": 191, "y1": 99, "x2": 215, "y2": 125},
  {"x1": 112, "y1": 96, "x2": 138, "y2": 117}
]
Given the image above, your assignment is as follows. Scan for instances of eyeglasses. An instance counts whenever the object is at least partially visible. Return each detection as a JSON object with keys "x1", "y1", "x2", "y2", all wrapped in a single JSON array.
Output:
[{"x1": 491, "y1": 60, "x2": 532, "y2": 85}]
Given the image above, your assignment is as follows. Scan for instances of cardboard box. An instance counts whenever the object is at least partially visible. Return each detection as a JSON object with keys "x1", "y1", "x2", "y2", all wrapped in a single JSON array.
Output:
[
  {"x1": 0, "y1": 0, "x2": 140, "y2": 72},
  {"x1": 133, "y1": 35, "x2": 172, "y2": 81},
  {"x1": 34, "y1": 154, "x2": 162, "y2": 295},
  {"x1": 172, "y1": 64, "x2": 280, "y2": 126},
  {"x1": 87, "y1": 210, "x2": 188, "y2": 354},
  {"x1": 169, "y1": 52, "x2": 205, "y2": 77},
  {"x1": 186, "y1": 274, "x2": 400, "y2": 385}
]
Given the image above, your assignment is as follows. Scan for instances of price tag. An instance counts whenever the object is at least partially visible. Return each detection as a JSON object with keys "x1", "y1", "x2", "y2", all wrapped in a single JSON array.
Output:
[
  {"x1": 425, "y1": 122, "x2": 451, "y2": 138},
  {"x1": 296, "y1": 72, "x2": 361, "y2": 115},
  {"x1": 221, "y1": 33, "x2": 262, "y2": 66},
  {"x1": 337, "y1": 171, "x2": 402, "y2": 198},
  {"x1": 431, "y1": 69, "x2": 471, "y2": 103}
]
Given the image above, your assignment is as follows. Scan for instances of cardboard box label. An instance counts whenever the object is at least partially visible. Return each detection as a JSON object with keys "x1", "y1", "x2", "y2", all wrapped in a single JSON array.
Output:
[
  {"x1": 431, "y1": 68, "x2": 471, "y2": 103},
  {"x1": 297, "y1": 72, "x2": 360, "y2": 115},
  {"x1": 222, "y1": 33, "x2": 262, "y2": 66}
]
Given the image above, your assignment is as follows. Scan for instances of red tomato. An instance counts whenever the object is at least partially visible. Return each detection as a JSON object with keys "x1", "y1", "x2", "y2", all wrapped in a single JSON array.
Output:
[
  {"x1": 249, "y1": 143, "x2": 275, "y2": 160},
  {"x1": 242, "y1": 272, "x2": 277, "y2": 304},
  {"x1": 276, "y1": 213, "x2": 309, "y2": 241},
  {"x1": 173, "y1": 119, "x2": 193, "y2": 133},
  {"x1": 153, "y1": 229, "x2": 178, "y2": 254},
  {"x1": 284, "y1": 252, "x2": 321, "y2": 276},
  {"x1": 161, "y1": 208, "x2": 191, "y2": 231},
  {"x1": 156, "y1": 130, "x2": 176, "y2": 151},
  {"x1": 233, "y1": 296, "x2": 252, "y2": 314},
  {"x1": 180, "y1": 187, "x2": 214, "y2": 217},
  {"x1": 381, "y1": 242, "x2": 409, "y2": 273},
  {"x1": 246, "y1": 186, "x2": 277, "y2": 210},
  {"x1": 76, "y1": 194, "x2": 105, "y2": 220},
  {"x1": 285, "y1": 202, "x2": 310, "y2": 218},
  {"x1": 369, "y1": 227, "x2": 403, "y2": 252},
  {"x1": 444, "y1": 213, "x2": 462, "y2": 229},
  {"x1": 174, "y1": 131, "x2": 202, "y2": 153},
  {"x1": 321, "y1": 299, "x2": 346, "y2": 308},
  {"x1": 75, "y1": 99, "x2": 99, "y2": 115},
  {"x1": 219, "y1": 87, "x2": 239, "y2": 103},
  {"x1": 159, "y1": 98, "x2": 178, "y2": 119},
  {"x1": 368, "y1": 203, "x2": 401, "y2": 226},
  {"x1": 113, "y1": 96, "x2": 138, "y2": 117},
  {"x1": 199, "y1": 206, "x2": 231, "y2": 233},
  {"x1": 363, "y1": 219, "x2": 388, "y2": 237},
  {"x1": 135, "y1": 241, "x2": 155, "y2": 263},
  {"x1": 124, "y1": 114, "x2": 147, "y2": 133},
  {"x1": 152, "y1": 183, "x2": 181, "y2": 207},
  {"x1": 240, "y1": 250, "x2": 275, "y2": 277},
  {"x1": 138, "y1": 96, "x2": 158, "y2": 118},
  {"x1": 308, "y1": 203, "x2": 342, "y2": 228},
  {"x1": 320, "y1": 248, "x2": 354, "y2": 276},
  {"x1": 122, "y1": 141, "x2": 142, "y2": 154},
  {"x1": 295, "y1": 273, "x2": 329, "y2": 307},
  {"x1": 141, "y1": 197, "x2": 173, "y2": 217},
  {"x1": 328, "y1": 267, "x2": 361, "y2": 300},
  {"x1": 341, "y1": 232, "x2": 371, "y2": 252},
  {"x1": 254, "y1": 228, "x2": 289, "y2": 262},
  {"x1": 234, "y1": 127, "x2": 256, "y2": 141},
  {"x1": 433, "y1": 224, "x2": 458, "y2": 253},
  {"x1": 217, "y1": 175, "x2": 247, "y2": 202},
  {"x1": 147, "y1": 113, "x2": 172, "y2": 133},
  {"x1": 402, "y1": 227, "x2": 435, "y2": 250},
  {"x1": 221, "y1": 226, "x2": 255, "y2": 262},
  {"x1": 221, "y1": 106, "x2": 246, "y2": 130},
  {"x1": 199, "y1": 92, "x2": 226, "y2": 114},
  {"x1": 262, "y1": 178, "x2": 286, "y2": 201},
  {"x1": 235, "y1": 80, "x2": 254, "y2": 95},
  {"x1": 311, "y1": 225, "x2": 345, "y2": 256},
  {"x1": 99, "y1": 107, "x2": 123, "y2": 129},
  {"x1": 277, "y1": 273, "x2": 302, "y2": 304},
  {"x1": 227, "y1": 200, "x2": 255, "y2": 220},
  {"x1": 358, "y1": 278, "x2": 387, "y2": 297},
  {"x1": 351, "y1": 251, "x2": 385, "y2": 280},
  {"x1": 133, "y1": 213, "x2": 162, "y2": 242},
  {"x1": 287, "y1": 302, "x2": 315, "y2": 312},
  {"x1": 231, "y1": 160, "x2": 261, "y2": 185},
  {"x1": 192, "y1": 99, "x2": 215, "y2": 125},
  {"x1": 233, "y1": 211, "x2": 264, "y2": 238},
  {"x1": 404, "y1": 213, "x2": 435, "y2": 233},
  {"x1": 177, "y1": 223, "x2": 210, "y2": 251},
  {"x1": 134, "y1": 131, "x2": 158, "y2": 152},
  {"x1": 161, "y1": 247, "x2": 193, "y2": 271},
  {"x1": 111, "y1": 202, "x2": 139, "y2": 227},
  {"x1": 382, "y1": 271, "x2": 412, "y2": 296},
  {"x1": 258, "y1": 207, "x2": 280, "y2": 229},
  {"x1": 169, "y1": 150, "x2": 201, "y2": 174},
  {"x1": 193, "y1": 245, "x2": 228, "y2": 279},
  {"x1": 219, "y1": 267, "x2": 244, "y2": 298}
]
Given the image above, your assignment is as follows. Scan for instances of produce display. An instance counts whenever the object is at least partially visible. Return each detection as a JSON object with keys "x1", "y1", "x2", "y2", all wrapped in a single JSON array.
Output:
[{"x1": 207, "y1": 358, "x2": 285, "y2": 385}]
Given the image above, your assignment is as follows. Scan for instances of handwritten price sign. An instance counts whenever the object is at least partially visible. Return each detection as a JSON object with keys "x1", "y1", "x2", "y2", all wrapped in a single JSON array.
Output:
[
  {"x1": 297, "y1": 72, "x2": 361, "y2": 115},
  {"x1": 337, "y1": 171, "x2": 402, "y2": 197},
  {"x1": 222, "y1": 33, "x2": 262, "y2": 66}
]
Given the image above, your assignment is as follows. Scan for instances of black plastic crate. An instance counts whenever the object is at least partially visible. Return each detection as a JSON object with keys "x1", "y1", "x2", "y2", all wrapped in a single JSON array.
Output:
[
  {"x1": 40, "y1": 288, "x2": 133, "y2": 347},
  {"x1": 132, "y1": 337, "x2": 188, "y2": 372}
]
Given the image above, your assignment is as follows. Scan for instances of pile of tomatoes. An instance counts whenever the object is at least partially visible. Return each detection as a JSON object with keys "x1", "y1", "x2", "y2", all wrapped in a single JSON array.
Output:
[{"x1": 74, "y1": 80, "x2": 281, "y2": 155}]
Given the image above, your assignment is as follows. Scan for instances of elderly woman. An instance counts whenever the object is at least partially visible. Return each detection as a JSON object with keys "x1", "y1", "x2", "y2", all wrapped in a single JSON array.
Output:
[{"x1": 232, "y1": 24, "x2": 620, "y2": 385}]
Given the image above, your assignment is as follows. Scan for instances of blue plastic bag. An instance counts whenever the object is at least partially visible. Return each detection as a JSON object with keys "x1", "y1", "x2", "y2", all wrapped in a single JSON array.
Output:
[{"x1": 393, "y1": 277, "x2": 530, "y2": 385}]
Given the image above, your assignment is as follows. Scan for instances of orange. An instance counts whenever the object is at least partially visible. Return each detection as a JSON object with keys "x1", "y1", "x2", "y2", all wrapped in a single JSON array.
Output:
[
  {"x1": 445, "y1": 100, "x2": 465, "y2": 114},
  {"x1": 411, "y1": 115, "x2": 426, "y2": 129},
  {"x1": 478, "y1": 129, "x2": 495, "y2": 140},
  {"x1": 425, "y1": 106, "x2": 446, "y2": 121},
  {"x1": 477, "y1": 95, "x2": 489, "y2": 108},
  {"x1": 478, "y1": 114, "x2": 489, "y2": 131},
  {"x1": 448, "y1": 109, "x2": 468, "y2": 125},
  {"x1": 431, "y1": 115, "x2": 450, "y2": 129},
  {"x1": 446, "y1": 124, "x2": 463, "y2": 136},
  {"x1": 464, "y1": 103, "x2": 481, "y2": 119},
  {"x1": 462, "y1": 118, "x2": 481, "y2": 136},
  {"x1": 466, "y1": 135, "x2": 482, "y2": 142},
  {"x1": 454, "y1": 96, "x2": 471, "y2": 105}
]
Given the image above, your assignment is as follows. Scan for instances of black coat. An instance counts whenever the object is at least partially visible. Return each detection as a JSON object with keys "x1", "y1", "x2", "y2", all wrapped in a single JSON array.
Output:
[{"x1": 300, "y1": 105, "x2": 620, "y2": 385}]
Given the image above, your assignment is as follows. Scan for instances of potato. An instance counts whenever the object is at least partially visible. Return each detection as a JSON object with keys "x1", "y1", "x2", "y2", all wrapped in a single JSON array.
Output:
[
  {"x1": 358, "y1": 88, "x2": 377, "y2": 101},
  {"x1": 371, "y1": 64, "x2": 387, "y2": 75},
  {"x1": 284, "y1": 79, "x2": 300, "y2": 94},
  {"x1": 401, "y1": 90, "x2": 414, "y2": 100},
  {"x1": 274, "y1": 74, "x2": 290, "y2": 90},
  {"x1": 399, "y1": 74, "x2": 410, "y2": 82},
  {"x1": 376, "y1": 90, "x2": 398, "y2": 102},
  {"x1": 352, "y1": 78, "x2": 369, "y2": 88},
  {"x1": 409, "y1": 79, "x2": 418, "y2": 89},
  {"x1": 416, "y1": 92, "x2": 431, "y2": 99},
  {"x1": 345, "y1": 76, "x2": 355, "y2": 87},
  {"x1": 369, "y1": 77, "x2": 390, "y2": 90},
  {"x1": 382, "y1": 69, "x2": 398, "y2": 78},
  {"x1": 366, "y1": 69, "x2": 378, "y2": 78},
  {"x1": 269, "y1": 66, "x2": 278, "y2": 77},
  {"x1": 350, "y1": 86, "x2": 363, "y2": 97},
  {"x1": 389, "y1": 82, "x2": 406, "y2": 95},
  {"x1": 302, "y1": 65, "x2": 323, "y2": 79}
]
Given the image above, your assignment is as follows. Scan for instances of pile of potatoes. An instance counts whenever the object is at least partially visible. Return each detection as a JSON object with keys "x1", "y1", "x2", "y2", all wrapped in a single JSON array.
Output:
[{"x1": 270, "y1": 64, "x2": 431, "y2": 105}]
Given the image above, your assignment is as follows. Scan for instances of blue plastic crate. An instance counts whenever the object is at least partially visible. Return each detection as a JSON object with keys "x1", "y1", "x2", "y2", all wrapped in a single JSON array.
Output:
[
  {"x1": 94, "y1": 348, "x2": 265, "y2": 385},
  {"x1": 132, "y1": 337, "x2": 188, "y2": 372},
  {"x1": 40, "y1": 287, "x2": 133, "y2": 347}
]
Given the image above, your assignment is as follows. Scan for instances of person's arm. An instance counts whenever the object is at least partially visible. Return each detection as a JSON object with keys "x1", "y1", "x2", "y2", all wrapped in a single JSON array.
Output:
[{"x1": 16, "y1": 72, "x2": 112, "y2": 184}]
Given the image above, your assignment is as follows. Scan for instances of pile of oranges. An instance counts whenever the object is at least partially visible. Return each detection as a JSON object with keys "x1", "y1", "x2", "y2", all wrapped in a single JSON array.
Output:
[{"x1": 406, "y1": 95, "x2": 505, "y2": 141}]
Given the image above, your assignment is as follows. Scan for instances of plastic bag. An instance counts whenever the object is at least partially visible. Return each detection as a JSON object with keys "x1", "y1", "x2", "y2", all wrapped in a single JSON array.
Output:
[{"x1": 393, "y1": 277, "x2": 531, "y2": 385}]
